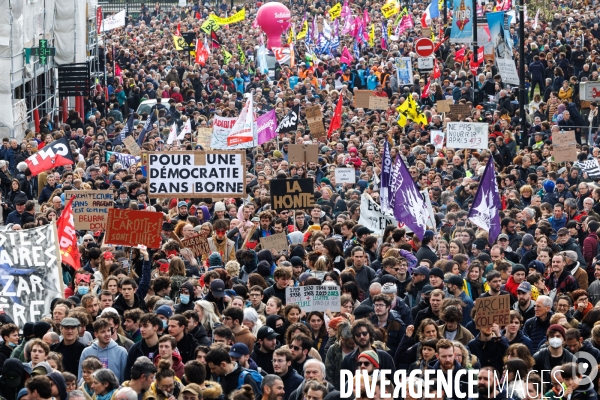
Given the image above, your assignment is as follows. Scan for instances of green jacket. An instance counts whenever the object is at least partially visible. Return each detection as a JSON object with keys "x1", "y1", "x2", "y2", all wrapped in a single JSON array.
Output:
[
  {"x1": 10, "y1": 339, "x2": 29, "y2": 362},
  {"x1": 325, "y1": 342, "x2": 344, "y2": 391}
]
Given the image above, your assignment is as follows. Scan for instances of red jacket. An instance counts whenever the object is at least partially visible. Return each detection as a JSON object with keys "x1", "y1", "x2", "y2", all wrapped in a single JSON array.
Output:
[{"x1": 583, "y1": 231, "x2": 598, "y2": 270}]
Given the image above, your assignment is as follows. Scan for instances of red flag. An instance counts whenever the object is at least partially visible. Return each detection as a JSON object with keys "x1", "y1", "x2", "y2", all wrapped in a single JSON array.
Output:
[
  {"x1": 211, "y1": 30, "x2": 221, "y2": 48},
  {"x1": 175, "y1": 22, "x2": 181, "y2": 36},
  {"x1": 421, "y1": 79, "x2": 431, "y2": 99},
  {"x1": 421, "y1": 13, "x2": 428, "y2": 28},
  {"x1": 454, "y1": 48, "x2": 465, "y2": 63},
  {"x1": 433, "y1": 36, "x2": 448, "y2": 53},
  {"x1": 195, "y1": 11, "x2": 201, "y2": 19},
  {"x1": 195, "y1": 39, "x2": 209, "y2": 65},
  {"x1": 25, "y1": 136, "x2": 75, "y2": 176},
  {"x1": 114, "y1": 63, "x2": 121, "y2": 77},
  {"x1": 327, "y1": 93, "x2": 343, "y2": 138},
  {"x1": 57, "y1": 196, "x2": 81, "y2": 271},
  {"x1": 433, "y1": 58, "x2": 441, "y2": 78}
]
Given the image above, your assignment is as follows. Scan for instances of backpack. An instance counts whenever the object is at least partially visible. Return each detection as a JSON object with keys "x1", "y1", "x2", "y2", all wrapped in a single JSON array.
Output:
[{"x1": 238, "y1": 369, "x2": 263, "y2": 395}]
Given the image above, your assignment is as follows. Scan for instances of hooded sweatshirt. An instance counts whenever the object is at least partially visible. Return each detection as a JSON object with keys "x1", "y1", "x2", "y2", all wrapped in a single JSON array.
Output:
[
  {"x1": 78, "y1": 339, "x2": 128, "y2": 382},
  {"x1": 47, "y1": 372, "x2": 68, "y2": 400}
]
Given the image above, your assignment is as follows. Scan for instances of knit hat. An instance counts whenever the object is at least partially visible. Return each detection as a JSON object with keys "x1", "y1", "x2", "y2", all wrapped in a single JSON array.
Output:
[
  {"x1": 429, "y1": 267, "x2": 444, "y2": 279},
  {"x1": 328, "y1": 316, "x2": 345, "y2": 330},
  {"x1": 208, "y1": 252, "x2": 223, "y2": 268},
  {"x1": 214, "y1": 202, "x2": 226, "y2": 212},
  {"x1": 156, "y1": 305, "x2": 173, "y2": 319},
  {"x1": 111, "y1": 180, "x2": 122, "y2": 189},
  {"x1": 528, "y1": 260, "x2": 546, "y2": 274},
  {"x1": 358, "y1": 350, "x2": 380, "y2": 369},
  {"x1": 511, "y1": 264, "x2": 526, "y2": 275},
  {"x1": 547, "y1": 324, "x2": 566, "y2": 339},
  {"x1": 522, "y1": 234, "x2": 535, "y2": 247},
  {"x1": 381, "y1": 283, "x2": 397, "y2": 294},
  {"x1": 273, "y1": 150, "x2": 283, "y2": 158}
]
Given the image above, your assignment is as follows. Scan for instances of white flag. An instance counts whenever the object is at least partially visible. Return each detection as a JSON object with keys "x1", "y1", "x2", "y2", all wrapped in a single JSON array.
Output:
[
  {"x1": 226, "y1": 97, "x2": 255, "y2": 147},
  {"x1": 532, "y1": 9, "x2": 539, "y2": 29},
  {"x1": 178, "y1": 119, "x2": 191, "y2": 140},
  {"x1": 101, "y1": 10, "x2": 126, "y2": 32},
  {"x1": 167, "y1": 123, "x2": 178, "y2": 145}
]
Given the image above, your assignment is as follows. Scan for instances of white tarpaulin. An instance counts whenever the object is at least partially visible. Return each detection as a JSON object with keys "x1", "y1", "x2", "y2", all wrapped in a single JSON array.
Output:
[{"x1": 358, "y1": 192, "x2": 399, "y2": 236}]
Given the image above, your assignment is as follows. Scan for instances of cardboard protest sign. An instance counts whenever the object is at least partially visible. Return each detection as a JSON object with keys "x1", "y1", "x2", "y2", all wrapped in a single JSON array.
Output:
[
  {"x1": 259, "y1": 233, "x2": 289, "y2": 252},
  {"x1": 271, "y1": 178, "x2": 315, "y2": 212},
  {"x1": 446, "y1": 122, "x2": 489, "y2": 149},
  {"x1": 474, "y1": 294, "x2": 511, "y2": 329},
  {"x1": 181, "y1": 235, "x2": 210, "y2": 258},
  {"x1": 355, "y1": 90, "x2": 374, "y2": 108},
  {"x1": 448, "y1": 104, "x2": 471, "y2": 120},
  {"x1": 436, "y1": 100, "x2": 452, "y2": 113},
  {"x1": 285, "y1": 285, "x2": 341, "y2": 312},
  {"x1": 305, "y1": 105, "x2": 325, "y2": 137},
  {"x1": 552, "y1": 130, "x2": 577, "y2": 163},
  {"x1": 196, "y1": 128, "x2": 212, "y2": 149},
  {"x1": 65, "y1": 190, "x2": 114, "y2": 230},
  {"x1": 369, "y1": 96, "x2": 389, "y2": 110},
  {"x1": 0, "y1": 224, "x2": 63, "y2": 325},
  {"x1": 123, "y1": 136, "x2": 141, "y2": 157},
  {"x1": 148, "y1": 151, "x2": 246, "y2": 197},
  {"x1": 335, "y1": 167, "x2": 356, "y2": 184},
  {"x1": 358, "y1": 192, "x2": 398, "y2": 235},
  {"x1": 288, "y1": 144, "x2": 319, "y2": 163},
  {"x1": 104, "y1": 208, "x2": 163, "y2": 248}
]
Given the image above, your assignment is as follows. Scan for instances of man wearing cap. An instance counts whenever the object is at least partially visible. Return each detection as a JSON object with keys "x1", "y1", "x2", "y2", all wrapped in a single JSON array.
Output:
[
  {"x1": 416, "y1": 231, "x2": 439, "y2": 264},
  {"x1": 532, "y1": 324, "x2": 576, "y2": 387},
  {"x1": 179, "y1": 383, "x2": 203, "y2": 400},
  {"x1": 406, "y1": 266, "x2": 431, "y2": 309},
  {"x1": 203, "y1": 279, "x2": 227, "y2": 314},
  {"x1": 51, "y1": 318, "x2": 85, "y2": 376},
  {"x1": 556, "y1": 227, "x2": 586, "y2": 273},
  {"x1": 271, "y1": 348, "x2": 303, "y2": 400},
  {"x1": 251, "y1": 326, "x2": 280, "y2": 375},
  {"x1": 5, "y1": 197, "x2": 26, "y2": 225},
  {"x1": 173, "y1": 201, "x2": 189, "y2": 222},
  {"x1": 513, "y1": 282, "x2": 536, "y2": 321},
  {"x1": 114, "y1": 187, "x2": 130, "y2": 210},
  {"x1": 445, "y1": 275, "x2": 474, "y2": 326},
  {"x1": 228, "y1": 343, "x2": 258, "y2": 371}
]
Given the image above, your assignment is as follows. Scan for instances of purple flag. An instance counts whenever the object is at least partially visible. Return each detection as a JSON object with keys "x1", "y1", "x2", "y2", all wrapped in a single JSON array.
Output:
[
  {"x1": 391, "y1": 155, "x2": 428, "y2": 240},
  {"x1": 468, "y1": 156, "x2": 502, "y2": 243},
  {"x1": 380, "y1": 141, "x2": 392, "y2": 213},
  {"x1": 257, "y1": 110, "x2": 278, "y2": 145}
]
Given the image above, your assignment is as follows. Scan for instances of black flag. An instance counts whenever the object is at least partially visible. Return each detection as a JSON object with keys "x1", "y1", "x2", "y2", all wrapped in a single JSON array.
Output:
[{"x1": 276, "y1": 104, "x2": 300, "y2": 134}]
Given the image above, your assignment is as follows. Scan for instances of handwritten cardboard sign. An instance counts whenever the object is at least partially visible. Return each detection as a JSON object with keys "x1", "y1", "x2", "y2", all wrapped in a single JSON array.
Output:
[
  {"x1": 65, "y1": 190, "x2": 114, "y2": 230},
  {"x1": 181, "y1": 234, "x2": 211, "y2": 257},
  {"x1": 259, "y1": 232, "x2": 289, "y2": 252},
  {"x1": 552, "y1": 130, "x2": 577, "y2": 163},
  {"x1": 369, "y1": 96, "x2": 389, "y2": 110},
  {"x1": 335, "y1": 167, "x2": 356, "y2": 183},
  {"x1": 196, "y1": 128, "x2": 212, "y2": 149},
  {"x1": 436, "y1": 100, "x2": 452, "y2": 113},
  {"x1": 285, "y1": 285, "x2": 341, "y2": 312},
  {"x1": 448, "y1": 104, "x2": 471, "y2": 120},
  {"x1": 474, "y1": 294, "x2": 511, "y2": 329},
  {"x1": 104, "y1": 209, "x2": 163, "y2": 248},
  {"x1": 288, "y1": 144, "x2": 319, "y2": 163},
  {"x1": 305, "y1": 105, "x2": 325, "y2": 137},
  {"x1": 355, "y1": 90, "x2": 374, "y2": 108},
  {"x1": 123, "y1": 136, "x2": 142, "y2": 157},
  {"x1": 271, "y1": 178, "x2": 315, "y2": 212}
]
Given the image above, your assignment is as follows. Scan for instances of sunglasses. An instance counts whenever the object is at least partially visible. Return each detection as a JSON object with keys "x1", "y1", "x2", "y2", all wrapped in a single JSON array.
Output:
[
  {"x1": 357, "y1": 361, "x2": 371, "y2": 367},
  {"x1": 291, "y1": 345, "x2": 302, "y2": 351},
  {"x1": 354, "y1": 331, "x2": 369, "y2": 338},
  {"x1": 83, "y1": 239, "x2": 93, "y2": 242}
]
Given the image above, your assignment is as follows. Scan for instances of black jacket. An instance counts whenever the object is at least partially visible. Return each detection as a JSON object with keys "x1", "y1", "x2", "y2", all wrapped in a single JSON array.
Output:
[
  {"x1": 190, "y1": 324, "x2": 211, "y2": 346},
  {"x1": 176, "y1": 333, "x2": 199, "y2": 364},
  {"x1": 218, "y1": 364, "x2": 261, "y2": 400},
  {"x1": 279, "y1": 366, "x2": 304, "y2": 400},
  {"x1": 124, "y1": 338, "x2": 159, "y2": 380},
  {"x1": 250, "y1": 342, "x2": 277, "y2": 375}
]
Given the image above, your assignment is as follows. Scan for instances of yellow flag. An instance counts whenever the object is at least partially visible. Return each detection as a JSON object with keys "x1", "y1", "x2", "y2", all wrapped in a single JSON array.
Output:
[
  {"x1": 210, "y1": 8, "x2": 245, "y2": 26},
  {"x1": 201, "y1": 15, "x2": 220, "y2": 34},
  {"x1": 397, "y1": 98, "x2": 409, "y2": 113},
  {"x1": 368, "y1": 24, "x2": 375, "y2": 46},
  {"x1": 381, "y1": 0, "x2": 400, "y2": 18},
  {"x1": 439, "y1": 0, "x2": 444, "y2": 9},
  {"x1": 431, "y1": 29, "x2": 436, "y2": 41},
  {"x1": 297, "y1": 20, "x2": 308, "y2": 39},
  {"x1": 397, "y1": 113, "x2": 408, "y2": 127},
  {"x1": 415, "y1": 112, "x2": 428, "y2": 126},
  {"x1": 173, "y1": 35, "x2": 185, "y2": 50},
  {"x1": 328, "y1": 3, "x2": 342, "y2": 19},
  {"x1": 288, "y1": 26, "x2": 295, "y2": 44},
  {"x1": 388, "y1": 22, "x2": 393, "y2": 38},
  {"x1": 223, "y1": 48, "x2": 232, "y2": 64}
]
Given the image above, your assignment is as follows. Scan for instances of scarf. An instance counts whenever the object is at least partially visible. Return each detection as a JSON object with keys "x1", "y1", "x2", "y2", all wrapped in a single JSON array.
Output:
[{"x1": 96, "y1": 390, "x2": 116, "y2": 400}]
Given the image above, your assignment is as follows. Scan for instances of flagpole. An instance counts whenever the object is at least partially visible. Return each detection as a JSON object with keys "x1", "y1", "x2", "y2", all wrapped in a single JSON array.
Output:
[{"x1": 471, "y1": 0, "x2": 479, "y2": 107}]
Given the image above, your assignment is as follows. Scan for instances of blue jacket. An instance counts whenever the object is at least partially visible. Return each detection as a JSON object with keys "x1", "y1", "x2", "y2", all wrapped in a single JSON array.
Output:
[
  {"x1": 279, "y1": 365, "x2": 304, "y2": 400},
  {"x1": 530, "y1": 61, "x2": 545, "y2": 80},
  {"x1": 548, "y1": 215, "x2": 567, "y2": 232},
  {"x1": 78, "y1": 339, "x2": 128, "y2": 382}
]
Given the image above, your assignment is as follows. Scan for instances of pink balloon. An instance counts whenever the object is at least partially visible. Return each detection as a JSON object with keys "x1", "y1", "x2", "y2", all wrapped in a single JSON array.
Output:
[{"x1": 256, "y1": 2, "x2": 291, "y2": 49}]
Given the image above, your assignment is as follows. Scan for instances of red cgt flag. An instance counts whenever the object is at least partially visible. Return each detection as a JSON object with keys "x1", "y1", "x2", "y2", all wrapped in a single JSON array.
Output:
[
  {"x1": 25, "y1": 136, "x2": 75, "y2": 176},
  {"x1": 328, "y1": 93, "x2": 344, "y2": 138},
  {"x1": 195, "y1": 39, "x2": 209, "y2": 65},
  {"x1": 56, "y1": 196, "x2": 81, "y2": 271}
]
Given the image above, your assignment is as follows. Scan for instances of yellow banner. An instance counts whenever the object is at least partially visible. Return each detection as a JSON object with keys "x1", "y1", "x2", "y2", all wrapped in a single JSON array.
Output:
[
  {"x1": 328, "y1": 3, "x2": 342, "y2": 19},
  {"x1": 200, "y1": 15, "x2": 220, "y2": 34},
  {"x1": 368, "y1": 24, "x2": 375, "y2": 47},
  {"x1": 173, "y1": 35, "x2": 185, "y2": 51},
  {"x1": 381, "y1": 0, "x2": 400, "y2": 18},
  {"x1": 223, "y1": 48, "x2": 232, "y2": 64},
  {"x1": 210, "y1": 8, "x2": 246, "y2": 26},
  {"x1": 297, "y1": 20, "x2": 308, "y2": 39}
]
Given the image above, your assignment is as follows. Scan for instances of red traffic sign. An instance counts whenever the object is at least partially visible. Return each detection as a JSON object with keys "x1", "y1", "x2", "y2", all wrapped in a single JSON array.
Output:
[{"x1": 415, "y1": 38, "x2": 434, "y2": 57}]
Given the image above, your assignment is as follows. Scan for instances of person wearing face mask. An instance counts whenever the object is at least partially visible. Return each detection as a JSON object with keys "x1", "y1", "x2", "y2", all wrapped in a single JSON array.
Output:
[
  {"x1": 155, "y1": 306, "x2": 173, "y2": 333},
  {"x1": 175, "y1": 281, "x2": 197, "y2": 314},
  {"x1": 532, "y1": 324, "x2": 576, "y2": 392},
  {"x1": 0, "y1": 323, "x2": 19, "y2": 368}
]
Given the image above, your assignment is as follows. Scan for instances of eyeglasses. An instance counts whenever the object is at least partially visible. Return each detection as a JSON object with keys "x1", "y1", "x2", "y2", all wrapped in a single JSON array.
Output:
[
  {"x1": 354, "y1": 331, "x2": 369, "y2": 338},
  {"x1": 374, "y1": 303, "x2": 387, "y2": 308},
  {"x1": 357, "y1": 361, "x2": 372, "y2": 367},
  {"x1": 291, "y1": 345, "x2": 302, "y2": 351}
]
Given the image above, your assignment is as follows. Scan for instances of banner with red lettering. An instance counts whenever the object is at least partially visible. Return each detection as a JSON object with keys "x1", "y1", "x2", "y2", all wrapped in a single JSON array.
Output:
[
  {"x1": 210, "y1": 115, "x2": 254, "y2": 149},
  {"x1": 56, "y1": 197, "x2": 81, "y2": 271}
]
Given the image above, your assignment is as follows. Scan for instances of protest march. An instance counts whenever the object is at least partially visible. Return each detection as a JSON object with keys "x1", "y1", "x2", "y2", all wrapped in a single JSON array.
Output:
[{"x1": 1, "y1": 0, "x2": 600, "y2": 399}]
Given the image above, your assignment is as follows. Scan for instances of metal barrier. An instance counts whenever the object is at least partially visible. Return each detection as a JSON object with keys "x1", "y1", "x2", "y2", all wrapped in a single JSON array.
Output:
[{"x1": 98, "y1": 0, "x2": 180, "y2": 17}]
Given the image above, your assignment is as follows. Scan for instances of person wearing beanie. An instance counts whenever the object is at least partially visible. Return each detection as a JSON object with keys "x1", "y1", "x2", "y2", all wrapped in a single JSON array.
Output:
[
  {"x1": 173, "y1": 201, "x2": 189, "y2": 222},
  {"x1": 428, "y1": 267, "x2": 445, "y2": 289},
  {"x1": 501, "y1": 264, "x2": 527, "y2": 298},
  {"x1": 416, "y1": 231, "x2": 439, "y2": 264},
  {"x1": 357, "y1": 350, "x2": 380, "y2": 373},
  {"x1": 47, "y1": 371, "x2": 68, "y2": 400},
  {"x1": 532, "y1": 324, "x2": 576, "y2": 386},
  {"x1": 583, "y1": 220, "x2": 599, "y2": 276},
  {"x1": 406, "y1": 265, "x2": 431, "y2": 311},
  {"x1": 273, "y1": 150, "x2": 283, "y2": 159},
  {"x1": 208, "y1": 252, "x2": 223, "y2": 269},
  {"x1": 211, "y1": 202, "x2": 230, "y2": 222}
]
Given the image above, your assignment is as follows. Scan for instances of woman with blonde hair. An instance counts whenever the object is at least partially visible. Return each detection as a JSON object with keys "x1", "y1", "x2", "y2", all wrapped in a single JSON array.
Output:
[
  {"x1": 168, "y1": 257, "x2": 188, "y2": 298},
  {"x1": 194, "y1": 300, "x2": 221, "y2": 337}
]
